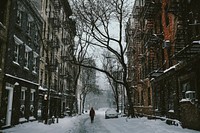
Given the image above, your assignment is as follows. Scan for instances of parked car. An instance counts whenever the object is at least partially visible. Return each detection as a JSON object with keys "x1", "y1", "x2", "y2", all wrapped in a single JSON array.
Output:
[{"x1": 105, "y1": 108, "x2": 118, "y2": 119}]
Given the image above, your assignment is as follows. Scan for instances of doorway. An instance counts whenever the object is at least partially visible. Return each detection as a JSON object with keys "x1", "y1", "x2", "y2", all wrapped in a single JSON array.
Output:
[{"x1": 5, "y1": 86, "x2": 14, "y2": 127}]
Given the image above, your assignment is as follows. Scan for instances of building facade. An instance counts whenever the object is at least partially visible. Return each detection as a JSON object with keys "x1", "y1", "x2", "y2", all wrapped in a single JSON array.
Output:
[
  {"x1": 0, "y1": 0, "x2": 77, "y2": 128},
  {"x1": 0, "y1": 0, "x2": 43, "y2": 128},
  {"x1": 38, "y1": 0, "x2": 76, "y2": 123},
  {"x1": 126, "y1": 0, "x2": 154, "y2": 116},
  {"x1": 126, "y1": 0, "x2": 200, "y2": 130}
]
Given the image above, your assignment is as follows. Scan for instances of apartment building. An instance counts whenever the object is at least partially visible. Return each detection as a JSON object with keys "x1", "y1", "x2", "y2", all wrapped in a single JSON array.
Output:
[
  {"x1": 126, "y1": 0, "x2": 200, "y2": 130},
  {"x1": 0, "y1": 0, "x2": 43, "y2": 127},
  {"x1": 38, "y1": 0, "x2": 76, "y2": 123}
]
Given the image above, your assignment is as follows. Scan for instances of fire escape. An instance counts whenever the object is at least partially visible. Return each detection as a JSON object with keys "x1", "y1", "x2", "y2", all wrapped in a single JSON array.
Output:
[
  {"x1": 58, "y1": 0, "x2": 76, "y2": 114},
  {"x1": 45, "y1": 0, "x2": 62, "y2": 97},
  {"x1": 126, "y1": 2, "x2": 143, "y2": 87},
  {"x1": 133, "y1": 27, "x2": 142, "y2": 85},
  {"x1": 51, "y1": 0, "x2": 61, "y2": 32},
  {"x1": 173, "y1": 1, "x2": 200, "y2": 60},
  {"x1": 141, "y1": 0, "x2": 162, "y2": 78},
  {"x1": 60, "y1": 17, "x2": 76, "y2": 87}
]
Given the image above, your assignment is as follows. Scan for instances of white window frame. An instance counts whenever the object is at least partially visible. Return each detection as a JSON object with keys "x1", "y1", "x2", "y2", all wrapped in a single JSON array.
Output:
[
  {"x1": 27, "y1": 14, "x2": 33, "y2": 36},
  {"x1": 24, "y1": 51, "x2": 29, "y2": 68},
  {"x1": 16, "y1": 1, "x2": 25, "y2": 27},
  {"x1": 21, "y1": 87, "x2": 27, "y2": 100},
  {"x1": 30, "y1": 89, "x2": 35, "y2": 101},
  {"x1": 33, "y1": 52, "x2": 39, "y2": 73},
  {"x1": 24, "y1": 44, "x2": 32, "y2": 69},
  {"x1": 13, "y1": 35, "x2": 23, "y2": 64},
  {"x1": 34, "y1": 30, "x2": 38, "y2": 43},
  {"x1": 185, "y1": 91, "x2": 196, "y2": 100},
  {"x1": 14, "y1": 45, "x2": 20, "y2": 63},
  {"x1": 27, "y1": 21, "x2": 31, "y2": 35}
]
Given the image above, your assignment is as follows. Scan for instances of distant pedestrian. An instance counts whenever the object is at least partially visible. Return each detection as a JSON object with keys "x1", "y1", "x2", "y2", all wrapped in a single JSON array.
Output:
[{"x1": 89, "y1": 107, "x2": 95, "y2": 123}]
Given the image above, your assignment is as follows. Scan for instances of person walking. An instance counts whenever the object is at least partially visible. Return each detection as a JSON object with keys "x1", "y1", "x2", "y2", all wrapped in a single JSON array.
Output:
[{"x1": 89, "y1": 107, "x2": 95, "y2": 123}]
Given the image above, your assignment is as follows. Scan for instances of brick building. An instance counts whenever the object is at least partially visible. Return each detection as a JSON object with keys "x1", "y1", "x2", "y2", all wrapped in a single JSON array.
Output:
[
  {"x1": 126, "y1": 0, "x2": 200, "y2": 130},
  {"x1": 0, "y1": 0, "x2": 77, "y2": 128},
  {"x1": 0, "y1": 0, "x2": 43, "y2": 128},
  {"x1": 37, "y1": 0, "x2": 76, "y2": 123}
]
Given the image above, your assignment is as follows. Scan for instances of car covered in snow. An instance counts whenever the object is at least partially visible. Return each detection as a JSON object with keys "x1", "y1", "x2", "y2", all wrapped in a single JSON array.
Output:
[{"x1": 105, "y1": 108, "x2": 118, "y2": 119}]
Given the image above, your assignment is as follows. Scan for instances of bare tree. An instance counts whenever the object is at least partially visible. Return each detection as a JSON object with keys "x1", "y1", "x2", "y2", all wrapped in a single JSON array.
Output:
[
  {"x1": 70, "y1": 19, "x2": 102, "y2": 114},
  {"x1": 102, "y1": 52, "x2": 121, "y2": 113},
  {"x1": 70, "y1": 20, "x2": 91, "y2": 114},
  {"x1": 71, "y1": 0, "x2": 135, "y2": 117},
  {"x1": 81, "y1": 58, "x2": 100, "y2": 112},
  {"x1": 81, "y1": 76, "x2": 100, "y2": 113}
]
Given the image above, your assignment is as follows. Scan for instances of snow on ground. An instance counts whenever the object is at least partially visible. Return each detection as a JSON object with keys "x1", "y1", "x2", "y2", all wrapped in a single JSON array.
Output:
[
  {"x1": 1, "y1": 116, "x2": 80, "y2": 133},
  {"x1": 1, "y1": 109, "x2": 200, "y2": 133}
]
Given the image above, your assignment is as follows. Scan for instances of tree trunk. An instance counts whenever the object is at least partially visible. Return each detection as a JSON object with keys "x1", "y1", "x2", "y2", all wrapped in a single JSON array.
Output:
[
  {"x1": 82, "y1": 94, "x2": 86, "y2": 113},
  {"x1": 115, "y1": 87, "x2": 119, "y2": 113},
  {"x1": 126, "y1": 87, "x2": 135, "y2": 118}
]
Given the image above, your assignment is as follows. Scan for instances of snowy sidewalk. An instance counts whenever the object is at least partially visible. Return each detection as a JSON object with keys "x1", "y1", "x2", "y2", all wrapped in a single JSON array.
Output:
[
  {"x1": 1, "y1": 116, "x2": 81, "y2": 133},
  {"x1": 1, "y1": 112, "x2": 200, "y2": 133}
]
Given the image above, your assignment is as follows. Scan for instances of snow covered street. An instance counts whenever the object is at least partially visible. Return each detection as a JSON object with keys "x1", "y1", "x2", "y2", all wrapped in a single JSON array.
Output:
[{"x1": 1, "y1": 109, "x2": 200, "y2": 133}]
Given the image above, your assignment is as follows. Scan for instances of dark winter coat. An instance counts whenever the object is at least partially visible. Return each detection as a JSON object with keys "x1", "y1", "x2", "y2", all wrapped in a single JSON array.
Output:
[{"x1": 89, "y1": 108, "x2": 95, "y2": 117}]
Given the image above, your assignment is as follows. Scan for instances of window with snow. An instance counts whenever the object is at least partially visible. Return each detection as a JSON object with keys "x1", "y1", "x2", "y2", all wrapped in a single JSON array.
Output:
[
  {"x1": 30, "y1": 89, "x2": 35, "y2": 101},
  {"x1": 27, "y1": 21, "x2": 31, "y2": 35},
  {"x1": 33, "y1": 52, "x2": 39, "y2": 73},
  {"x1": 21, "y1": 88, "x2": 26, "y2": 101},
  {"x1": 16, "y1": 1, "x2": 25, "y2": 27},
  {"x1": 34, "y1": 30, "x2": 38, "y2": 43},
  {"x1": 26, "y1": 14, "x2": 33, "y2": 36},
  {"x1": 14, "y1": 44, "x2": 20, "y2": 63},
  {"x1": 182, "y1": 82, "x2": 190, "y2": 99},
  {"x1": 13, "y1": 35, "x2": 23, "y2": 64},
  {"x1": 185, "y1": 91, "x2": 196, "y2": 101},
  {"x1": 24, "y1": 45, "x2": 32, "y2": 69}
]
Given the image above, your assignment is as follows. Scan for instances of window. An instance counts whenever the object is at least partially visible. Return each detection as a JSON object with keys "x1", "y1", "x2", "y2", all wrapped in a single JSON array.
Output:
[
  {"x1": 14, "y1": 45, "x2": 20, "y2": 63},
  {"x1": 30, "y1": 89, "x2": 35, "y2": 101},
  {"x1": 40, "y1": 69, "x2": 43, "y2": 85},
  {"x1": 33, "y1": 52, "x2": 39, "y2": 73},
  {"x1": 21, "y1": 89, "x2": 26, "y2": 100},
  {"x1": 16, "y1": 1, "x2": 25, "y2": 27},
  {"x1": 182, "y1": 82, "x2": 190, "y2": 99},
  {"x1": 13, "y1": 35, "x2": 23, "y2": 64},
  {"x1": 33, "y1": 57, "x2": 36, "y2": 72},
  {"x1": 24, "y1": 51, "x2": 29, "y2": 67},
  {"x1": 34, "y1": 30, "x2": 38, "y2": 43},
  {"x1": 27, "y1": 21, "x2": 31, "y2": 35},
  {"x1": 185, "y1": 91, "x2": 196, "y2": 101},
  {"x1": 16, "y1": 10, "x2": 22, "y2": 26},
  {"x1": 27, "y1": 14, "x2": 33, "y2": 36},
  {"x1": 141, "y1": 90, "x2": 144, "y2": 105},
  {"x1": 148, "y1": 87, "x2": 151, "y2": 105},
  {"x1": 24, "y1": 45, "x2": 32, "y2": 69},
  {"x1": 162, "y1": 40, "x2": 170, "y2": 48},
  {"x1": 45, "y1": 72, "x2": 47, "y2": 86}
]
